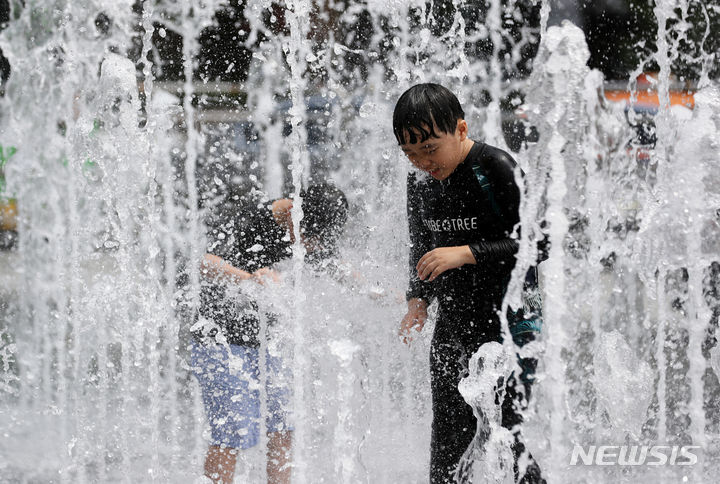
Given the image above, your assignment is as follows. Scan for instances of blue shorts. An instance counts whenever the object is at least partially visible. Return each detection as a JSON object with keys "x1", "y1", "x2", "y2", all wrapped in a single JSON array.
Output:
[{"x1": 191, "y1": 342, "x2": 292, "y2": 449}]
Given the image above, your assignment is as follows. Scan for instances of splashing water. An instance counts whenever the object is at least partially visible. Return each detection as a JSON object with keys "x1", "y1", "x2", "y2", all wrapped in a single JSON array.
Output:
[
  {"x1": 591, "y1": 330, "x2": 654, "y2": 439},
  {"x1": 0, "y1": 1, "x2": 719, "y2": 483},
  {"x1": 456, "y1": 342, "x2": 516, "y2": 484}
]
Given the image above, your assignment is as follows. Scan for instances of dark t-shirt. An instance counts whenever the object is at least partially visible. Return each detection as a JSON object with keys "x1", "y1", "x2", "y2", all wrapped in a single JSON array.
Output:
[
  {"x1": 198, "y1": 200, "x2": 292, "y2": 347},
  {"x1": 407, "y1": 141, "x2": 543, "y2": 335}
]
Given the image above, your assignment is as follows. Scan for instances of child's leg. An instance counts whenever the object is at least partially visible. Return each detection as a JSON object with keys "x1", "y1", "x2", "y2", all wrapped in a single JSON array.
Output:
[
  {"x1": 191, "y1": 343, "x2": 263, "y2": 482},
  {"x1": 266, "y1": 345, "x2": 293, "y2": 484},
  {"x1": 204, "y1": 446, "x2": 238, "y2": 484},
  {"x1": 429, "y1": 335, "x2": 476, "y2": 483},
  {"x1": 267, "y1": 430, "x2": 292, "y2": 484},
  {"x1": 502, "y1": 354, "x2": 545, "y2": 484}
]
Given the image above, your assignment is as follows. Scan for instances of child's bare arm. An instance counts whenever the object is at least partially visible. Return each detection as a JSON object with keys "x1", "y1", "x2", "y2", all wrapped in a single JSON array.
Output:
[
  {"x1": 201, "y1": 253, "x2": 253, "y2": 284},
  {"x1": 202, "y1": 254, "x2": 284, "y2": 286}
]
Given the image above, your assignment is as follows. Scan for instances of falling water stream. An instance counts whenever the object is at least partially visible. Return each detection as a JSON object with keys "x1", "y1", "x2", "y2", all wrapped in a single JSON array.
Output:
[{"x1": 0, "y1": 1, "x2": 719, "y2": 483}]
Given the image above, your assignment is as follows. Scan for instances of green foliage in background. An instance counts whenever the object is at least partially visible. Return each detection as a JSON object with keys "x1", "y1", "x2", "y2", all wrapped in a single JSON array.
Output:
[{"x1": 0, "y1": 144, "x2": 17, "y2": 200}]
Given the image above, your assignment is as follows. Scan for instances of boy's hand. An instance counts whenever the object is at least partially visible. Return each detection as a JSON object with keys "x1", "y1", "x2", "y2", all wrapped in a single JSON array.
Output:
[
  {"x1": 417, "y1": 245, "x2": 475, "y2": 281},
  {"x1": 400, "y1": 298, "x2": 429, "y2": 344},
  {"x1": 251, "y1": 267, "x2": 282, "y2": 285}
]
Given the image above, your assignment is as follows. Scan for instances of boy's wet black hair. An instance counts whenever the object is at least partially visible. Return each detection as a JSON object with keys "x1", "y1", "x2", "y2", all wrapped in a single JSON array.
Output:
[
  {"x1": 299, "y1": 183, "x2": 348, "y2": 246},
  {"x1": 393, "y1": 83, "x2": 465, "y2": 145}
]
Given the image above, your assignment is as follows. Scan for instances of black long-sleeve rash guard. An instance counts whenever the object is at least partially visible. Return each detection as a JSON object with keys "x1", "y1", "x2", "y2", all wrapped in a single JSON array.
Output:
[{"x1": 406, "y1": 141, "x2": 543, "y2": 312}]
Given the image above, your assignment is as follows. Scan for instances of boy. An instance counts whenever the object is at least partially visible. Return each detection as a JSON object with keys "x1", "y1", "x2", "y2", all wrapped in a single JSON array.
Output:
[
  {"x1": 394, "y1": 83, "x2": 546, "y2": 483},
  {"x1": 193, "y1": 183, "x2": 348, "y2": 484}
]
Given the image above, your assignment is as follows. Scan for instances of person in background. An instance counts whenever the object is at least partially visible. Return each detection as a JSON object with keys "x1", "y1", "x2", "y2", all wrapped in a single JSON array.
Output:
[{"x1": 193, "y1": 183, "x2": 348, "y2": 484}]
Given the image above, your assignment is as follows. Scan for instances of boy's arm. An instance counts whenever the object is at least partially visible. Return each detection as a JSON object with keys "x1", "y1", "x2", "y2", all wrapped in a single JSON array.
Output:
[
  {"x1": 405, "y1": 172, "x2": 435, "y2": 302},
  {"x1": 462, "y1": 147, "x2": 521, "y2": 264},
  {"x1": 201, "y1": 254, "x2": 281, "y2": 285},
  {"x1": 468, "y1": 147, "x2": 550, "y2": 265},
  {"x1": 401, "y1": 174, "x2": 434, "y2": 343},
  {"x1": 201, "y1": 253, "x2": 253, "y2": 284}
]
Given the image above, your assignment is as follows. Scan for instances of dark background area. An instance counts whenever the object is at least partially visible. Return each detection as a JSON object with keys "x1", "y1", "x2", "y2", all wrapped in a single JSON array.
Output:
[
  {"x1": 1, "y1": 1, "x2": 718, "y2": 92},
  {"x1": 577, "y1": 0, "x2": 719, "y2": 82},
  {"x1": 0, "y1": 0, "x2": 9, "y2": 90}
]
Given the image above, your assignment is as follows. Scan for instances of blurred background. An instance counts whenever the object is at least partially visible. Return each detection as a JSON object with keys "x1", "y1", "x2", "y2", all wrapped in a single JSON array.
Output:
[{"x1": 0, "y1": 1, "x2": 719, "y2": 482}]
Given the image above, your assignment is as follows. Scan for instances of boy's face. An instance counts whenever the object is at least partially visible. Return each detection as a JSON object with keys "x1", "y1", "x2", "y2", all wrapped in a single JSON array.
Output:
[{"x1": 399, "y1": 119, "x2": 469, "y2": 181}]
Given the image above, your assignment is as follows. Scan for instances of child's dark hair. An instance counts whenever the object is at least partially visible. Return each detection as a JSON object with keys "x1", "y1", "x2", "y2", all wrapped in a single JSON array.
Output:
[
  {"x1": 393, "y1": 83, "x2": 465, "y2": 145},
  {"x1": 300, "y1": 183, "x2": 348, "y2": 246}
]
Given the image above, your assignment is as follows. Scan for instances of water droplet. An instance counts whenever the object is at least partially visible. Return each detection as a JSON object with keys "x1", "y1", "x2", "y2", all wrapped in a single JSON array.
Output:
[{"x1": 359, "y1": 102, "x2": 376, "y2": 118}]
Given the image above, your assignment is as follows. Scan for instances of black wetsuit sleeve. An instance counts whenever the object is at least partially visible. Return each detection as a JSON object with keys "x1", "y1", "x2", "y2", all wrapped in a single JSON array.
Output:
[
  {"x1": 468, "y1": 238, "x2": 519, "y2": 264},
  {"x1": 468, "y1": 148, "x2": 550, "y2": 265},
  {"x1": 406, "y1": 173, "x2": 435, "y2": 302},
  {"x1": 485, "y1": 149, "x2": 522, "y2": 228},
  {"x1": 469, "y1": 148, "x2": 521, "y2": 264},
  {"x1": 468, "y1": 218, "x2": 550, "y2": 265}
]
